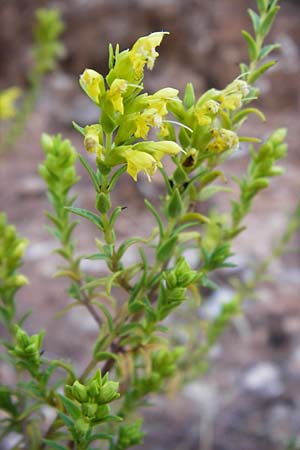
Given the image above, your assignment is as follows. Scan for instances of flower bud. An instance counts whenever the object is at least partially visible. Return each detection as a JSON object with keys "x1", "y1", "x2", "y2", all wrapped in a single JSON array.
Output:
[
  {"x1": 79, "y1": 69, "x2": 105, "y2": 103},
  {"x1": 96, "y1": 193, "x2": 111, "y2": 214},
  {"x1": 71, "y1": 381, "x2": 88, "y2": 403},
  {"x1": 95, "y1": 404, "x2": 110, "y2": 420},
  {"x1": 82, "y1": 402, "x2": 98, "y2": 417},
  {"x1": 168, "y1": 188, "x2": 183, "y2": 218},
  {"x1": 97, "y1": 381, "x2": 120, "y2": 404}
]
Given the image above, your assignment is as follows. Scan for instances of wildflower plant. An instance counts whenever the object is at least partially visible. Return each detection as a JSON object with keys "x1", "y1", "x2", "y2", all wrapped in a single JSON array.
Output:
[
  {"x1": 0, "y1": 1, "x2": 293, "y2": 448},
  {"x1": 0, "y1": 8, "x2": 64, "y2": 150}
]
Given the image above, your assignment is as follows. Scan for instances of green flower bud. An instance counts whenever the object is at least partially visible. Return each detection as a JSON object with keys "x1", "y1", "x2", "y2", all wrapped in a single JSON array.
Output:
[
  {"x1": 41, "y1": 133, "x2": 53, "y2": 152},
  {"x1": 271, "y1": 128, "x2": 287, "y2": 145},
  {"x1": 184, "y1": 82, "x2": 195, "y2": 109},
  {"x1": 87, "y1": 379, "x2": 100, "y2": 398},
  {"x1": 71, "y1": 381, "x2": 88, "y2": 403},
  {"x1": 96, "y1": 159, "x2": 111, "y2": 175},
  {"x1": 268, "y1": 166, "x2": 284, "y2": 176},
  {"x1": 96, "y1": 193, "x2": 111, "y2": 214},
  {"x1": 74, "y1": 418, "x2": 90, "y2": 438},
  {"x1": 96, "y1": 381, "x2": 120, "y2": 404},
  {"x1": 168, "y1": 188, "x2": 183, "y2": 218},
  {"x1": 173, "y1": 165, "x2": 188, "y2": 184},
  {"x1": 249, "y1": 178, "x2": 269, "y2": 191},
  {"x1": 95, "y1": 404, "x2": 110, "y2": 420},
  {"x1": 165, "y1": 270, "x2": 177, "y2": 289},
  {"x1": 82, "y1": 402, "x2": 98, "y2": 417},
  {"x1": 169, "y1": 287, "x2": 186, "y2": 301}
]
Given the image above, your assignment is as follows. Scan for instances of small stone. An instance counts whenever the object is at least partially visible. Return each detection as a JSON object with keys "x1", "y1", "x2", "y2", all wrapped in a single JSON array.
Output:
[{"x1": 243, "y1": 362, "x2": 284, "y2": 398}]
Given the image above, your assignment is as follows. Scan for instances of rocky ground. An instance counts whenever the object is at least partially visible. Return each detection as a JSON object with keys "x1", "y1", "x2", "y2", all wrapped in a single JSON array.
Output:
[{"x1": 0, "y1": 1, "x2": 300, "y2": 449}]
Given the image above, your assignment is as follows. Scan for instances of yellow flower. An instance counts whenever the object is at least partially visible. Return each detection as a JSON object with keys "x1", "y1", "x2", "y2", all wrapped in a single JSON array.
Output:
[
  {"x1": 194, "y1": 100, "x2": 219, "y2": 126},
  {"x1": 134, "y1": 109, "x2": 162, "y2": 139},
  {"x1": 133, "y1": 140, "x2": 181, "y2": 164},
  {"x1": 79, "y1": 69, "x2": 105, "y2": 103},
  {"x1": 218, "y1": 80, "x2": 250, "y2": 110},
  {"x1": 84, "y1": 125, "x2": 103, "y2": 156},
  {"x1": 106, "y1": 79, "x2": 128, "y2": 114},
  {"x1": 148, "y1": 87, "x2": 178, "y2": 116},
  {"x1": 130, "y1": 32, "x2": 168, "y2": 76},
  {"x1": 207, "y1": 128, "x2": 239, "y2": 153},
  {"x1": 122, "y1": 148, "x2": 158, "y2": 181},
  {"x1": 0, "y1": 87, "x2": 22, "y2": 119}
]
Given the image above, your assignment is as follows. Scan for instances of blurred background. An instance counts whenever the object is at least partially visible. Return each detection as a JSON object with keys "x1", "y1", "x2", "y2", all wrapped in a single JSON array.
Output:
[{"x1": 0, "y1": 1, "x2": 300, "y2": 449}]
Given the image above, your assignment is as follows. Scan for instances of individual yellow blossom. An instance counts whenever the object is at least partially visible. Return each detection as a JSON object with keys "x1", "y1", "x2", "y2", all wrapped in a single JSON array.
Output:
[
  {"x1": 194, "y1": 100, "x2": 220, "y2": 126},
  {"x1": 113, "y1": 140, "x2": 181, "y2": 181},
  {"x1": 79, "y1": 69, "x2": 105, "y2": 103},
  {"x1": 133, "y1": 140, "x2": 181, "y2": 164},
  {"x1": 0, "y1": 87, "x2": 22, "y2": 119},
  {"x1": 207, "y1": 128, "x2": 239, "y2": 153},
  {"x1": 106, "y1": 79, "x2": 128, "y2": 114},
  {"x1": 158, "y1": 122, "x2": 170, "y2": 138},
  {"x1": 84, "y1": 125, "x2": 103, "y2": 156},
  {"x1": 130, "y1": 32, "x2": 168, "y2": 77},
  {"x1": 148, "y1": 87, "x2": 179, "y2": 116},
  {"x1": 122, "y1": 148, "x2": 158, "y2": 181},
  {"x1": 134, "y1": 109, "x2": 162, "y2": 139},
  {"x1": 218, "y1": 79, "x2": 250, "y2": 110}
]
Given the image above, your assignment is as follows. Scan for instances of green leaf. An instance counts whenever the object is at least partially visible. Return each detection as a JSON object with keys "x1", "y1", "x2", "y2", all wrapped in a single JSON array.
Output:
[
  {"x1": 84, "y1": 252, "x2": 108, "y2": 261},
  {"x1": 108, "y1": 165, "x2": 127, "y2": 192},
  {"x1": 248, "y1": 9, "x2": 260, "y2": 34},
  {"x1": 87, "y1": 433, "x2": 113, "y2": 444},
  {"x1": 232, "y1": 108, "x2": 266, "y2": 125},
  {"x1": 258, "y1": 43, "x2": 280, "y2": 61},
  {"x1": 43, "y1": 440, "x2": 68, "y2": 450},
  {"x1": 94, "y1": 351, "x2": 119, "y2": 362},
  {"x1": 249, "y1": 60, "x2": 276, "y2": 83},
  {"x1": 109, "y1": 206, "x2": 123, "y2": 227},
  {"x1": 156, "y1": 235, "x2": 177, "y2": 263},
  {"x1": 241, "y1": 30, "x2": 257, "y2": 61},
  {"x1": 199, "y1": 185, "x2": 233, "y2": 201},
  {"x1": 72, "y1": 121, "x2": 85, "y2": 136},
  {"x1": 256, "y1": 0, "x2": 267, "y2": 13},
  {"x1": 92, "y1": 302, "x2": 114, "y2": 333},
  {"x1": 58, "y1": 394, "x2": 81, "y2": 420},
  {"x1": 78, "y1": 154, "x2": 100, "y2": 192},
  {"x1": 65, "y1": 207, "x2": 103, "y2": 230},
  {"x1": 144, "y1": 199, "x2": 164, "y2": 238},
  {"x1": 259, "y1": 6, "x2": 280, "y2": 37}
]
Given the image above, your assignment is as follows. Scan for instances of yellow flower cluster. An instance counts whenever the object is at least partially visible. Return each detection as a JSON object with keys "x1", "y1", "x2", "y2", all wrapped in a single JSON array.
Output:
[
  {"x1": 194, "y1": 100, "x2": 220, "y2": 126},
  {"x1": 218, "y1": 80, "x2": 250, "y2": 110},
  {"x1": 207, "y1": 128, "x2": 239, "y2": 153},
  {"x1": 0, "y1": 87, "x2": 22, "y2": 120}
]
